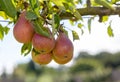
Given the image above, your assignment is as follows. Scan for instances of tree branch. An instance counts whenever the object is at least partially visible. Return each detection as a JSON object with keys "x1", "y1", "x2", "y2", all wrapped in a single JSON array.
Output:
[{"x1": 60, "y1": 7, "x2": 120, "y2": 19}]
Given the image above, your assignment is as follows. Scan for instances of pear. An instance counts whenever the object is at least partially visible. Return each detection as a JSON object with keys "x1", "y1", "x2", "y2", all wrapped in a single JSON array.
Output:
[
  {"x1": 53, "y1": 55, "x2": 73, "y2": 64},
  {"x1": 53, "y1": 32, "x2": 74, "y2": 64},
  {"x1": 13, "y1": 11, "x2": 34, "y2": 43},
  {"x1": 32, "y1": 32, "x2": 55, "y2": 54},
  {"x1": 32, "y1": 49, "x2": 52, "y2": 65}
]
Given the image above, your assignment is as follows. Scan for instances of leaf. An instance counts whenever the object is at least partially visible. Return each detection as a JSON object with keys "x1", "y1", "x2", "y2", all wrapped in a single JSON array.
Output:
[
  {"x1": 81, "y1": 29, "x2": 84, "y2": 35},
  {"x1": 51, "y1": 0, "x2": 65, "y2": 10},
  {"x1": 77, "y1": 23, "x2": 84, "y2": 35},
  {"x1": 4, "y1": 26, "x2": 10, "y2": 35},
  {"x1": 78, "y1": 0, "x2": 82, "y2": 4},
  {"x1": 94, "y1": 0, "x2": 115, "y2": 10},
  {"x1": 87, "y1": 17, "x2": 94, "y2": 33},
  {"x1": 0, "y1": 0, "x2": 17, "y2": 18},
  {"x1": 102, "y1": 16, "x2": 108, "y2": 22},
  {"x1": 29, "y1": 0, "x2": 40, "y2": 16},
  {"x1": 21, "y1": 43, "x2": 32, "y2": 56},
  {"x1": 107, "y1": 25, "x2": 114, "y2": 37},
  {"x1": 26, "y1": 11, "x2": 38, "y2": 20},
  {"x1": 29, "y1": 0, "x2": 38, "y2": 9},
  {"x1": 0, "y1": 25, "x2": 10, "y2": 40},
  {"x1": 0, "y1": 25, "x2": 4, "y2": 40},
  {"x1": 32, "y1": 20, "x2": 50, "y2": 37},
  {"x1": 72, "y1": 30, "x2": 79, "y2": 41},
  {"x1": 0, "y1": 11, "x2": 8, "y2": 19},
  {"x1": 53, "y1": 14, "x2": 60, "y2": 29},
  {"x1": 88, "y1": 18, "x2": 92, "y2": 34},
  {"x1": 63, "y1": 2, "x2": 82, "y2": 20},
  {"x1": 69, "y1": 20, "x2": 75, "y2": 26},
  {"x1": 73, "y1": 10, "x2": 82, "y2": 20},
  {"x1": 78, "y1": 23, "x2": 83, "y2": 28}
]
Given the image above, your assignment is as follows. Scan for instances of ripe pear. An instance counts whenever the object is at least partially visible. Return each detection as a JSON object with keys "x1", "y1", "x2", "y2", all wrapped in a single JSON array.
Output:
[
  {"x1": 32, "y1": 32, "x2": 55, "y2": 54},
  {"x1": 13, "y1": 11, "x2": 34, "y2": 43},
  {"x1": 52, "y1": 32, "x2": 74, "y2": 63},
  {"x1": 32, "y1": 49, "x2": 52, "y2": 65},
  {"x1": 53, "y1": 54, "x2": 73, "y2": 64}
]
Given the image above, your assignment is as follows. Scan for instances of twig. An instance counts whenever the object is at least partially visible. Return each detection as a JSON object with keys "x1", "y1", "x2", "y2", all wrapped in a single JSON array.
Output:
[
  {"x1": 87, "y1": 0, "x2": 91, "y2": 8},
  {"x1": 0, "y1": 20, "x2": 11, "y2": 22}
]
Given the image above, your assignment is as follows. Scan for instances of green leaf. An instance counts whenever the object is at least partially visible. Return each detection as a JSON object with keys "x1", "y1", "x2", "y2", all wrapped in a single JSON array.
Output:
[
  {"x1": 0, "y1": 25, "x2": 10, "y2": 40},
  {"x1": 102, "y1": 16, "x2": 108, "y2": 22},
  {"x1": 107, "y1": 25, "x2": 114, "y2": 37},
  {"x1": 73, "y1": 10, "x2": 82, "y2": 20},
  {"x1": 63, "y1": 2, "x2": 82, "y2": 20},
  {"x1": 29, "y1": 0, "x2": 40, "y2": 16},
  {"x1": 94, "y1": 0, "x2": 115, "y2": 10},
  {"x1": 26, "y1": 11, "x2": 38, "y2": 20},
  {"x1": 0, "y1": 11, "x2": 8, "y2": 19},
  {"x1": 78, "y1": 0, "x2": 82, "y2": 4},
  {"x1": 88, "y1": 18, "x2": 92, "y2": 33},
  {"x1": 0, "y1": 0, "x2": 17, "y2": 18},
  {"x1": 72, "y1": 30, "x2": 79, "y2": 41},
  {"x1": 78, "y1": 23, "x2": 83, "y2": 28},
  {"x1": 4, "y1": 26, "x2": 10, "y2": 35},
  {"x1": 0, "y1": 25, "x2": 4, "y2": 40},
  {"x1": 51, "y1": 0, "x2": 64, "y2": 6},
  {"x1": 77, "y1": 23, "x2": 84, "y2": 35},
  {"x1": 51, "y1": 0, "x2": 65, "y2": 10},
  {"x1": 69, "y1": 20, "x2": 75, "y2": 26},
  {"x1": 29, "y1": 0, "x2": 38, "y2": 9},
  {"x1": 81, "y1": 29, "x2": 84, "y2": 35},
  {"x1": 53, "y1": 14, "x2": 60, "y2": 29},
  {"x1": 21, "y1": 43, "x2": 32, "y2": 56},
  {"x1": 87, "y1": 17, "x2": 94, "y2": 33},
  {"x1": 32, "y1": 20, "x2": 50, "y2": 37}
]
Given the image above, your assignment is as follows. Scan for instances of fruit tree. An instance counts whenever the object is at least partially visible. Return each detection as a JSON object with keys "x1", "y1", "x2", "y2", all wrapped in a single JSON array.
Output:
[{"x1": 0, "y1": 0, "x2": 120, "y2": 65}]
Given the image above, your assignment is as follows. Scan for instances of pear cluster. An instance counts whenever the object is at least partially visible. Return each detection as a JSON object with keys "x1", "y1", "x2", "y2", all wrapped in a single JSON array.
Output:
[{"x1": 13, "y1": 11, "x2": 74, "y2": 65}]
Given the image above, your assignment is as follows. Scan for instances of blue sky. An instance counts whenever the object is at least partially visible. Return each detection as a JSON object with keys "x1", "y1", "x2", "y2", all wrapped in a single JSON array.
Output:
[{"x1": 0, "y1": 15, "x2": 120, "y2": 74}]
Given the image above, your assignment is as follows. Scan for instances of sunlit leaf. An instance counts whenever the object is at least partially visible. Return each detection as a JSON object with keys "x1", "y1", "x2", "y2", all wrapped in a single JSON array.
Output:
[
  {"x1": 0, "y1": 25, "x2": 10, "y2": 40},
  {"x1": 63, "y1": 2, "x2": 82, "y2": 20},
  {"x1": 51, "y1": 0, "x2": 65, "y2": 10},
  {"x1": 51, "y1": 0, "x2": 64, "y2": 6},
  {"x1": 102, "y1": 16, "x2": 108, "y2": 22},
  {"x1": 0, "y1": 11, "x2": 8, "y2": 19},
  {"x1": 69, "y1": 20, "x2": 75, "y2": 26},
  {"x1": 29, "y1": 0, "x2": 40, "y2": 16},
  {"x1": 0, "y1": 0, "x2": 17, "y2": 18},
  {"x1": 21, "y1": 43, "x2": 32, "y2": 56},
  {"x1": 107, "y1": 25, "x2": 114, "y2": 37},
  {"x1": 74, "y1": 0, "x2": 82, "y2": 4},
  {"x1": 4, "y1": 26, "x2": 10, "y2": 35},
  {"x1": 78, "y1": 23, "x2": 83, "y2": 28},
  {"x1": 72, "y1": 30, "x2": 79, "y2": 41},
  {"x1": 73, "y1": 10, "x2": 82, "y2": 20},
  {"x1": 0, "y1": 25, "x2": 4, "y2": 40},
  {"x1": 77, "y1": 23, "x2": 84, "y2": 35},
  {"x1": 29, "y1": 0, "x2": 38, "y2": 9}
]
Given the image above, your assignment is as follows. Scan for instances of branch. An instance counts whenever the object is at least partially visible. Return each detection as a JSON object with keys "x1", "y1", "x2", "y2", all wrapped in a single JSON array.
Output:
[{"x1": 60, "y1": 7, "x2": 120, "y2": 19}]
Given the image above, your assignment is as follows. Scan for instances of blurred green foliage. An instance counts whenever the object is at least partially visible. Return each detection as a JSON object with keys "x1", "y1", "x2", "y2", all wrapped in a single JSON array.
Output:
[{"x1": 1, "y1": 51, "x2": 120, "y2": 82}]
